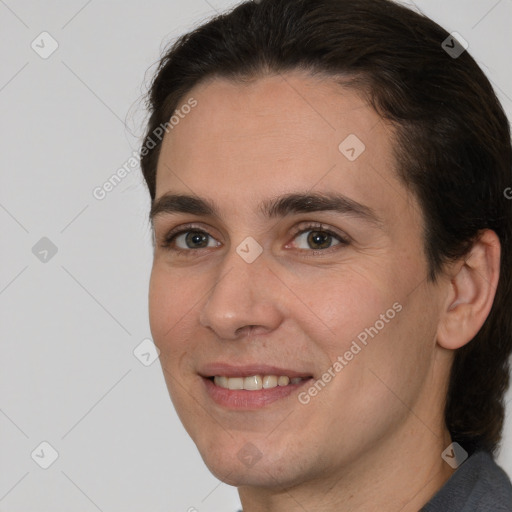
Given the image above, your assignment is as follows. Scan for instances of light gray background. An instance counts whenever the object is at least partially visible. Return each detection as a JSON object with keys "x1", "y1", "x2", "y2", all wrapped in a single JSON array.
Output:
[{"x1": 0, "y1": 1, "x2": 511, "y2": 511}]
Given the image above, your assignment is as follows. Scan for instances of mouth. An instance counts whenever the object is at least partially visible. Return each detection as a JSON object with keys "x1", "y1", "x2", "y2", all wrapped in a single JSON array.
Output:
[
  {"x1": 200, "y1": 364, "x2": 314, "y2": 409},
  {"x1": 209, "y1": 374, "x2": 308, "y2": 390}
]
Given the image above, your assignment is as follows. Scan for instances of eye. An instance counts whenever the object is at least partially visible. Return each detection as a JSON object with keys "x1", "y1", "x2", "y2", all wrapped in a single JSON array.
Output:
[
  {"x1": 176, "y1": 231, "x2": 217, "y2": 249},
  {"x1": 290, "y1": 224, "x2": 349, "y2": 251},
  {"x1": 159, "y1": 222, "x2": 348, "y2": 255},
  {"x1": 161, "y1": 226, "x2": 221, "y2": 252}
]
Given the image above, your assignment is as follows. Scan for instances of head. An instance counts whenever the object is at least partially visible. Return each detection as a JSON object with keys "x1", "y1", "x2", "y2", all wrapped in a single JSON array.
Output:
[{"x1": 141, "y1": 0, "x2": 512, "y2": 489}]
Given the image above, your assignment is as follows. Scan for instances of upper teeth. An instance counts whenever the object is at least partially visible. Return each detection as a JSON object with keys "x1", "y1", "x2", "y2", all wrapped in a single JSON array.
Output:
[{"x1": 213, "y1": 375, "x2": 304, "y2": 391}]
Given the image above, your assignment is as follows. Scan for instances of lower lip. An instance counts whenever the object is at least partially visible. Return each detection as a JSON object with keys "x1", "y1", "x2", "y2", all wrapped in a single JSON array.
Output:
[{"x1": 202, "y1": 377, "x2": 311, "y2": 409}]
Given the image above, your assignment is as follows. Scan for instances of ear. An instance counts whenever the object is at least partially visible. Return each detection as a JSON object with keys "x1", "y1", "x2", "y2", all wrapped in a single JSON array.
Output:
[{"x1": 437, "y1": 229, "x2": 501, "y2": 350}]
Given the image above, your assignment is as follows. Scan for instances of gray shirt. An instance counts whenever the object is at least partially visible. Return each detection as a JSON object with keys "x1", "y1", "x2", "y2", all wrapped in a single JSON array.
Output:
[{"x1": 421, "y1": 451, "x2": 512, "y2": 511}]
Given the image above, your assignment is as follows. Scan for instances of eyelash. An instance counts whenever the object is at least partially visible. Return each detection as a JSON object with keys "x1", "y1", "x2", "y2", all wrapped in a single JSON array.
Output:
[{"x1": 160, "y1": 222, "x2": 350, "y2": 256}]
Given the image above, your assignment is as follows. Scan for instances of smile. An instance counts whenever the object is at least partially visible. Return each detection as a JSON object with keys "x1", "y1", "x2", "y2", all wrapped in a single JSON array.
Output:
[
  {"x1": 212, "y1": 375, "x2": 306, "y2": 390},
  {"x1": 200, "y1": 364, "x2": 314, "y2": 409}
]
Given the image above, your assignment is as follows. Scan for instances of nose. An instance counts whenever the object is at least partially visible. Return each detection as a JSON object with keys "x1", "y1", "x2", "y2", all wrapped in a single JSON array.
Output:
[{"x1": 198, "y1": 246, "x2": 284, "y2": 340}]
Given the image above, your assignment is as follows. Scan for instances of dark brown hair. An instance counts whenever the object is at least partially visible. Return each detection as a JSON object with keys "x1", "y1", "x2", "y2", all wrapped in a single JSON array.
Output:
[{"x1": 140, "y1": 0, "x2": 512, "y2": 454}]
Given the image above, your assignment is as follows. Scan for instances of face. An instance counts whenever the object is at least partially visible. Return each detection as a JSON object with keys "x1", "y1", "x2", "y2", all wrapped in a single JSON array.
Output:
[{"x1": 148, "y1": 71, "x2": 448, "y2": 489}]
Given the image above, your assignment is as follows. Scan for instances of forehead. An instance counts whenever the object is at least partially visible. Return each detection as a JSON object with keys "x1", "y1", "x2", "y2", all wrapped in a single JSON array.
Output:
[{"x1": 155, "y1": 71, "x2": 412, "y2": 226}]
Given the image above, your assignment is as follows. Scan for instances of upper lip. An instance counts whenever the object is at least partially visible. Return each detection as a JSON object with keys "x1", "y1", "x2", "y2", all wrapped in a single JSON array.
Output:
[{"x1": 199, "y1": 363, "x2": 313, "y2": 379}]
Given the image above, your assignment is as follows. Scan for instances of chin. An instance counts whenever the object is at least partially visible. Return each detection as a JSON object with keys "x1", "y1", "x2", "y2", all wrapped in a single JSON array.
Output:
[
  {"x1": 194, "y1": 435, "x2": 313, "y2": 489},
  {"x1": 202, "y1": 456, "x2": 301, "y2": 488}
]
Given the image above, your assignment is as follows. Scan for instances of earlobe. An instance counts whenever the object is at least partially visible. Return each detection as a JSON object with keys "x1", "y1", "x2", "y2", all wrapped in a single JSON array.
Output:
[{"x1": 437, "y1": 229, "x2": 501, "y2": 350}]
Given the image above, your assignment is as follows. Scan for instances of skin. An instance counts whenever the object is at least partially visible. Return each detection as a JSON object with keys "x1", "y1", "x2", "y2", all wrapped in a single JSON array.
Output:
[{"x1": 148, "y1": 71, "x2": 500, "y2": 511}]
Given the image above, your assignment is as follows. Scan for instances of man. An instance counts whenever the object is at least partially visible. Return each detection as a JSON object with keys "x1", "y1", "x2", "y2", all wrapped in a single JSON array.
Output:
[{"x1": 140, "y1": 0, "x2": 512, "y2": 509}]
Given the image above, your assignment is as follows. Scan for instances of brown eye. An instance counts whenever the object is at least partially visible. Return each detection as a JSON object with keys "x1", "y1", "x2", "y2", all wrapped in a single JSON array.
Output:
[
  {"x1": 307, "y1": 231, "x2": 333, "y2": 250},
  {"x1": 183, "y1": 231, "x2": 210, "y2": 248},
  {"x1": 162, "y1": 227, "x2": 221, "y2": 252},
  {"x1": 292, "y1": 228, "x2": 346, "y2": 251}
]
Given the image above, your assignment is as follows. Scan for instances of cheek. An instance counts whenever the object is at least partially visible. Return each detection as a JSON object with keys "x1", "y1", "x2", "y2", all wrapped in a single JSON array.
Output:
[
  {"x1": 286, "y1": 266, "x2": 392, "y2": 357},
  {"x1": 296, "y1": 261, "x2": 432, "y2": 391},
  {"x1": 148, "y1": 265, "x2": 197, "y2": 356},
  {"x1": 332, "y1": 282, "x2": 438, "y2": 415},
  {"x1": 148, "y1": 267, "x2": 171, "y2": 341}
]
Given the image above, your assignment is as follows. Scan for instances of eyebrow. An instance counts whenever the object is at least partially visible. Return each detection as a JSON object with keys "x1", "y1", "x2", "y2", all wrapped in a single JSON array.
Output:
[{"x1": 150, "y1": 192, "x2": 382, "y2": 226}]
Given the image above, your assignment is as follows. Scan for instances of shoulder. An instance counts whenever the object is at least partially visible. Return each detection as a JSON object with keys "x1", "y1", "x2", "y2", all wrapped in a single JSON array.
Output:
[
  {"x1": 422, "y1": 451, "x2": 512, "y2": 511},
  {"x1": 467, "y1": 452, "x2": 512, "y2": 511}
]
